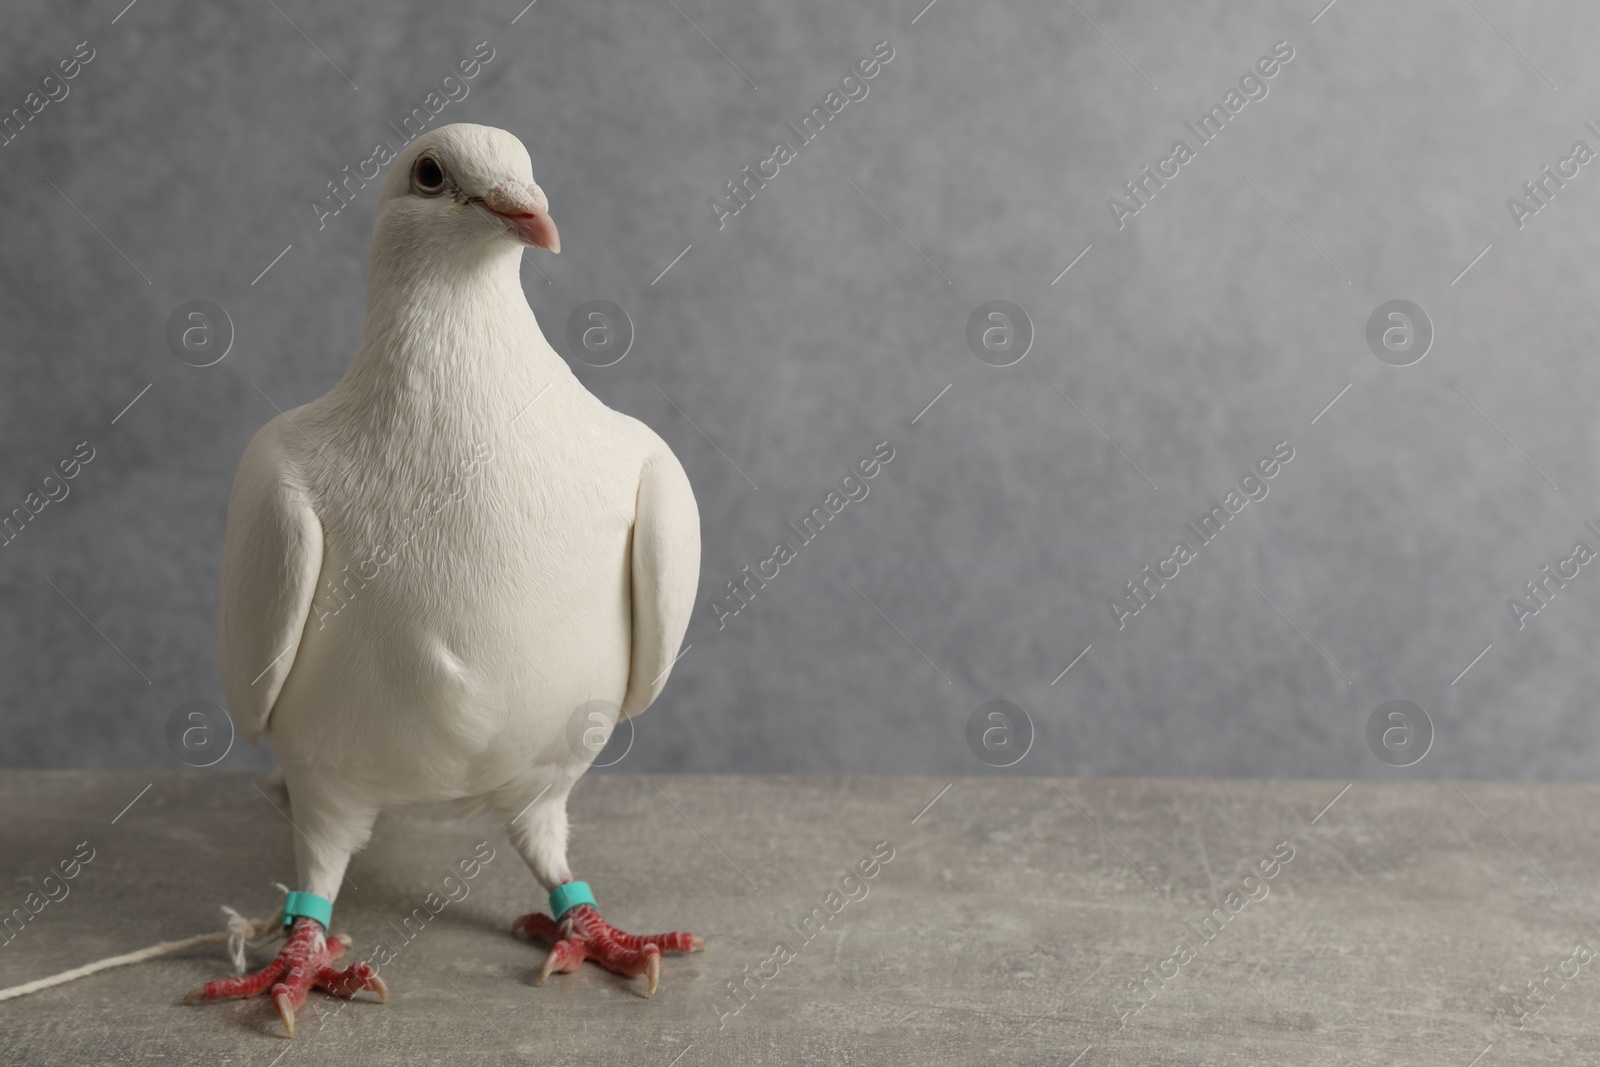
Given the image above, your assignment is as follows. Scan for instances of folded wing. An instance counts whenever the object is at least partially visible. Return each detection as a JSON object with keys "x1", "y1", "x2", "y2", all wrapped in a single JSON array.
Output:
[
  {"x1": 620, "y1": 449, "x2": 701, "y2": 719},
  {"x1": 218, "y1": 419, "x2": 325, "y2": 743}
]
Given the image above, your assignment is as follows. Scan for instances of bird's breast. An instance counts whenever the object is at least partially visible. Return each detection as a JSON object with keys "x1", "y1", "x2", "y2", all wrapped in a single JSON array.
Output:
[{"x1": 268, "y1": 412, "x2": 642, "y2": 797}]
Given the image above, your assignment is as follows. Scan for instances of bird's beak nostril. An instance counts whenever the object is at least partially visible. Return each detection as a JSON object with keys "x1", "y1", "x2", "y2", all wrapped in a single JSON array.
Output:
[{"x1": 478, "y1": 182, "x2": 559, "y2": 253}]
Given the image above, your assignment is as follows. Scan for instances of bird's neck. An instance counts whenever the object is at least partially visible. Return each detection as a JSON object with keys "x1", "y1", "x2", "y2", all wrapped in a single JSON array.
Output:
[{"x1": 341, "y1": 237, "x2": 562, "y2": 399}]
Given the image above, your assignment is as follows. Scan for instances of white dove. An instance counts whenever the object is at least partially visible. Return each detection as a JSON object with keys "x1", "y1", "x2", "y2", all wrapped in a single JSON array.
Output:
[{"x1": 186, "y1": 123, "x2": 703, "y2": 1035}]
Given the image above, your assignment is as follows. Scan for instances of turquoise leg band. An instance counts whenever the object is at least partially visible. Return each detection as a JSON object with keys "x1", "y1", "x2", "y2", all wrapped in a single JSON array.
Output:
[
  {"x1": 549, "y1": 881, "x2": 596, "y2": 920},
  {"x1": 283, "y1": 891, "x2": 334, "y2": 930}
]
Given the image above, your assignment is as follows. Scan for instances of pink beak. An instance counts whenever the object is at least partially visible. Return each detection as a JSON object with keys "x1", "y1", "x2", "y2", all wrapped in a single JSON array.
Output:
[{"x1": 479, "y1": 181, "x2": 560, "y2": 253}]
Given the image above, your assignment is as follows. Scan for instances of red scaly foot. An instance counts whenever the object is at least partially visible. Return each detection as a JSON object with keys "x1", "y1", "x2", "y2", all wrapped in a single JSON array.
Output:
[
  {"x1": 182, "y1": 917, "x2": 387, "y2": 1037},
  {"x1": 513, "y1": 905, "x2": 703, "y2": 997}
]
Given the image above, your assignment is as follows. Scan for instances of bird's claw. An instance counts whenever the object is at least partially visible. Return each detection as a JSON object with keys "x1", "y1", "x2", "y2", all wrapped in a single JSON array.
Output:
[
  {"x1": 537, "y1": 937, "x2": 586, "y2": 985},
  {"x1": 514, "y1": 903, "x2": 700, "y2": 997},
  {"x1": 184, "y1": 917, "x2": 387, "y2": 1037},
  {"x1": 274, "y1": 990, "x2": 296, "y2": 1038}
]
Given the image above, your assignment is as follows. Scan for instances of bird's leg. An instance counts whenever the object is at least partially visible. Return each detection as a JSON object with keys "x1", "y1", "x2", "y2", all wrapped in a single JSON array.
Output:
[
  {"x1": 185, "y1": 771, "x2": 384, "y2": 1036},
  {"x1": 503, "y1": 781, "x2": 702, "y2": 997},
  {"x1": 184, "y1": 918, "x2": 387, "y2": 1036}
]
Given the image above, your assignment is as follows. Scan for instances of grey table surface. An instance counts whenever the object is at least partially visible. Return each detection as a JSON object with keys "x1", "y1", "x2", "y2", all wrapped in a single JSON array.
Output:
[{"x1": 0, "y1": 773, "x2": 1595, "y2": 1065}]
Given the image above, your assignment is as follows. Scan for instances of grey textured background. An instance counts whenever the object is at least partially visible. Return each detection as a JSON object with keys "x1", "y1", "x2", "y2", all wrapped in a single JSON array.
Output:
[{"x1": 2, "y1": 0, "x2": 1597, "y2": 778}]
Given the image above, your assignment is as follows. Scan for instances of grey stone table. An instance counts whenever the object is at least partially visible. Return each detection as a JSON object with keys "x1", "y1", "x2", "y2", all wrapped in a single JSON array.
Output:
[{"x1": 0, "y1": 773, "x2": 1595, "y2": 1065}]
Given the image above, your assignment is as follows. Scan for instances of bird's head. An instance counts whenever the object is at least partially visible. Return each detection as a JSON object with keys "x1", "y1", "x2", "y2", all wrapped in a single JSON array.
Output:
[{"x1": 375, "y1": 123, "x2": 560, "y2": 259}]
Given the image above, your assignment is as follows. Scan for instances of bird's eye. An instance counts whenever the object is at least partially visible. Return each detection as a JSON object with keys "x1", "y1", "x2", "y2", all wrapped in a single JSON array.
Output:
[{"x1": 413, "y1": 155, "x2": 445, "y2": 195}]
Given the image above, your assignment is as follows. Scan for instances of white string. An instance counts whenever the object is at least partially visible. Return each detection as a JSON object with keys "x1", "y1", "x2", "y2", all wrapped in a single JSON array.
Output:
[{"x1": 0, "y1": 889, "x2": 288, "y2": 1003}]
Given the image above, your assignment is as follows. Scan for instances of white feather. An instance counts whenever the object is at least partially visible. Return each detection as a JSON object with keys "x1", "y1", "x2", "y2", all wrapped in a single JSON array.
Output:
[{"x1": 218, "y1": 124, "x2": 700, "y2": 898}]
